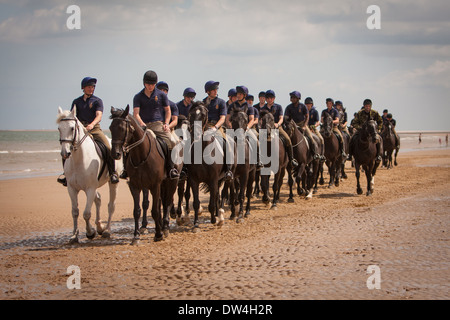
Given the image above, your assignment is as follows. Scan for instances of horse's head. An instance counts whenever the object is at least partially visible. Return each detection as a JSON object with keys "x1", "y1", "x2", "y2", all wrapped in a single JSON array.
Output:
[
  {"x1": 57, "y1": 106, "x2": 81, "y2": 159},
  {"x1": 259, "y1": 109, "x2": 275, "y2": 140},
  {"x1": 230, "y1": 109, "x2": 248, "y2": 131},
  {"x1": 188, "y1": 101, "x2": 208, "y2": 141},
  {"x1": 109, "y1": 105, "x2": 131, "y2": 160},
  {"x1": 282, "y1": 115, "x2": 295, "y2": 138},
  {"x1": 382, "y1": 122, "x2": 392, "y2": 136},
  {"x1": 363, "y1": 119, "x2": 378, "y2": 143},
  {"x1": 322, "y1": 112, "x2": 333, "y2": 138}
]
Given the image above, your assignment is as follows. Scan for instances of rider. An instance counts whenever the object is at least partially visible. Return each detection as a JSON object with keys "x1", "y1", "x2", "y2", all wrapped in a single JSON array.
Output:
[
  {"x1": 261, "y1": 90, "x2": 298, "y2": 167},
  {"x1": 57, "y1": 77, "x2": 119, "y2": 186},
  {"x1": 226, "y1": 88, "x2": 238, "y2": 110},
  {"x1": 253, "y1": 91, "x2": 266, "y2": 115},
  {"x1": 132, "y1": 70, "x2": 180, "y2": 180},
  {"x1": 284, "y1": 91, "x2": 320, "y2": 160},
  {"x1": 203, "y1": 80, "x2": 234, "y2": 181},
  {"x1": 349, "y1": 99, "x2": 384, "y2": 163},
  {"x1": 334, "y1": 100, "x2": 350, "y2": 137},
  {"x1": 321, "y1": 98, "x2": 347, "y2": 159},
  {"x1": 156, "y1": 81, "x2": 179, "y2": 131},
  {"x1": 227, "y1": 86, "x2": 263, "y2": 169},
  {"x1": 386, "y1": 113, "x2": 400, "y2": 149},
  {"x1": 176, "y1": 87, "x2": 196, "y2": 118},
  {"x1": 305, "y1": 97, "x2": 324, "y2": 159}
]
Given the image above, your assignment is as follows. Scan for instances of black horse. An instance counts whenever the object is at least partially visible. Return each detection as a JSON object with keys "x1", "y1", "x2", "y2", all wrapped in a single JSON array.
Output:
[
  {"x1": 186, "y1": 101, "x2": 229, "y2": 231},
  {"x1": 259, "y1": 110, "x2": 289, "y2": 210},
  {"x1": 227, "y1": 107, "x2": 257, "y2": 222},
  {"x1": 381, "y1": 123, "x2": 397, "y2": 169},
  {"x1": 350, "y1": 119, "x2": 382, "y2": 196},
  {"x1": 321, "y1": 112, "x2": 344, "y2": 188}
]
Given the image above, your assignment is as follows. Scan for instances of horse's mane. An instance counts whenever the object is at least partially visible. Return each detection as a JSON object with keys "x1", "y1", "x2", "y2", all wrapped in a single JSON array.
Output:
[
  {"x1": 56, "y1": 109, "x2": 73, "y2": 124},
  {"x1": 259, "y1": 109, "x2": 272, "y2": 120}
]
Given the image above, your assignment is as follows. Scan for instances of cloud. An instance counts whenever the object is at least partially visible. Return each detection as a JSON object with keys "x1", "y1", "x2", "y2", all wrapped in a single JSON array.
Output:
[{"x1": 378, "y1": 60, "x2": 450, "y2": 89}]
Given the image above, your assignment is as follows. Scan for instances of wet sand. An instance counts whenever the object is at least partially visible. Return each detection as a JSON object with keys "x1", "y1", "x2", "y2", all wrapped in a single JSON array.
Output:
[{"x1": 0, "y1": 149, "x2": 449, "y2": 300}]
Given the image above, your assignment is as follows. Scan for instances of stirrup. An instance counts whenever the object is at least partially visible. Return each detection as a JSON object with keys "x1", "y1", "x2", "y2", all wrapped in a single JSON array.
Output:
[
  {"x1": 313, "y1": 154, "x2": 321, "y2": 160},
  {"x1": 57, "y1": 175, "x2": 67, "y2": 187},
  {"x1": 375, "y1": 155, "x2": 382, "y2": 163},
  {"x1": 119, "y1": 170, "x2": 128, "y2": 179},
  {"x1": 110, "y1": 173, "x2": 120, "y2": 184},
  {"x1": 225, "y1": 171, "x2": 234, "y2": 181},
  {"x1": 291, "y1": 159, "x2": 299, "y2": 167},
  {"x1": 169, "y1": 168, "x2": 180, "y2": 180}
]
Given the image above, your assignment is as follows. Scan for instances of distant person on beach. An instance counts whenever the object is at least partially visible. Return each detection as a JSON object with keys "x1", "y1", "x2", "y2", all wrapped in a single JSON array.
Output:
[
  {"x1": 419, "y1": 133, "x2": 422, "y2": 144},
  {"x1": 446, "y1": 134, "x2": 448, "y2": 147},
  {"x1": 57, "y1": 77, "x2": 119, "y2": 186}
]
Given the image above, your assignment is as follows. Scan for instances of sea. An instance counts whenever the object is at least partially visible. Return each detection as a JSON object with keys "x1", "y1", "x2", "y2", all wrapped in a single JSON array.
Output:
[{"x1": 0, "y1": 130, "x2": 448, "y2": 181}]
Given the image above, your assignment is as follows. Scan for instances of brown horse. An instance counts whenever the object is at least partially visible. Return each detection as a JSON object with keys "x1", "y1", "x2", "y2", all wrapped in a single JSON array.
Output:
[
  {"x1": 321, "y1": 112, "x2": 343, "y2": 188},
  {"x1": 227, "y1": 108, "x2": 257, "y2": 222},
  {"x1": 350, "y1": 119, "x2": 382, "y2": 196},
  {"x1": 259, "y1": 110, "x2": 288, "y2": 210},
  {"x1": 109, "y1": 105, "x2": 182, "y2": 244},
  {"x1": 381, "y1": 123, "x2": 396, "y2": 169},
  {"x1": 186, "y1": 101, "x2": 227, "y2": 231}
]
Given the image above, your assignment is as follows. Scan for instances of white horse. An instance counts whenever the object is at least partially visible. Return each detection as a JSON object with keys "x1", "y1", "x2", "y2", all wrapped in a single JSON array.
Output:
[{"x1": 57, "y1": 106, "x2": 122, "y2": 244}]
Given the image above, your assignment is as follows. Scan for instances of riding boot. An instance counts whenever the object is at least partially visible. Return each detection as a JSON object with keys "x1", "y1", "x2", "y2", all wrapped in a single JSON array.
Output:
[
  {"x1": 108, "y1": 155, "x2": 119, "y2": 184},
  {"x1": 337, "y1": 134, "x2": 347, "y2": 159},
  {"x1": 288, "y1": 145, "x2": 299, "y2": 167},
  {"x1": 120, "y1": 153, "x2": 128, "y2": 179},
  {"x1": 256, "y1": 143, "x2": 264, "y2": 171},
  {"x1": 57, "y1": 158, "x2": 67, "y2": 187},
  {"x1": 309, "y1": 139, "x2": 320, "y2": 160},
  {"x1": 167, "y1": 148, "x2": 180, "y2": 180}
]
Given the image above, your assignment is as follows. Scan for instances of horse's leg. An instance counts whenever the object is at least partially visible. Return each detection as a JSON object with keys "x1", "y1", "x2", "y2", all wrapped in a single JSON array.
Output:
[
  {"x1": 139, "y1": 189, "x2": 149, "y2": 234},
  {"x1": 184, "y1": 180, "x2": 191, "y2": 216},
  {"x1": 319, "y1": 161, "x2": 325, "y2": 185},
  {"x1": 83, "y1": 188, "x2": 97, "y2": 240},
  {"x1": 150, "y1": 186, "x2": 163, "y2": 242},
  {"x1": 129, "y1": 186, "x2": 142, "y2": 245},
  {"x1": 161, "y1": 185, "x2": 172, "y2": 238},
  {"x1": 102, "y1": 182, "x2": 118, "y2": 239},
  {"x1": 328, "y1": 161, "x2": 335, "y2": 188},
  {"x1": 335, "y1": 159, "x2": 342, "y2": 187},
  {"x1": 176, "y1": 180, "x2": 186, "y2": 225},
  {"x1": 191, "y1": 179, "x2": 201, "y2": 232},
  {"x1": 245, "y1": 169, "x2": 255, "y2": 218},
  {"x1": 227, "y1": 180, "x2": 236, "y2": 220},
  {"x1": 260, "y1": 174, "x2": 270, "y2": 205},
  {"x1": 287, "y1": 167, "x2": 295, "y2": 203},
  {"x1": 68, "y1": 187, "x2": 80, "y2": 244},
  {"x1": 236, "y1": 174, "x2": 248, "y2": 223},
  {"x1": 355, "y1": 162, "x2": 363, "y2": 195},
  {"x1": 365, "y1": 164, "x2": 373, "y2": 196},
  {"x1": 208, "y1": 183, "x2": 219, "y2": 226},
  {"x1": 297, "y1": 164, "x2": 306, "y2": 196},
  {"x1": 93, "y1": 191, "x2": 103, "y2": 235},
  {"x1": 394, "y1": 147, "x2": 399, "y2": 166},
  {"x1": 253, "y1": 171, "x2": 260, "y2": 198}
]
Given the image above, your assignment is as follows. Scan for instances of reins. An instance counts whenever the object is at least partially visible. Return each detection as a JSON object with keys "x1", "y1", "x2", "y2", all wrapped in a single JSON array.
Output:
[{"x1": 59, "y1": 118, "x2": 90, "y2": 151}]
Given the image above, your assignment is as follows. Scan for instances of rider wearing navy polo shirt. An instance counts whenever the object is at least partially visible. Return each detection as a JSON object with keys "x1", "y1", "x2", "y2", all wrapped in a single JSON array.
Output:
[
  {"x1": 156, "y1": 81, "x2": 179, "y2": 131},
  {"x1": 261, "y1": 90, "x2": 298, "y2": 168},
  {"x1": 284, "y1": 91, "x2": 319, "y2": 159},
  {"x1": 176, "y1": 87, "x2": 196, "y2": 118},
  {"x1": 321, "y1": 98, "x2": 347, "y2": 158},
  {"x1": 305, "y1": 97, "x2": 324, "y2": 154},
  {"x1": 203, "y1": 80, "x2": 233, "y2": 181},
  {"x1": 133, "y1": 70, "x2": 179, "y2": 179},
  {"x1": 57, "y1": 77, "x2": 119, "y2": 186}
]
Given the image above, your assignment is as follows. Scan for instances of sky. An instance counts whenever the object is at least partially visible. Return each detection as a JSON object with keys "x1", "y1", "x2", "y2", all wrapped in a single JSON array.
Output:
[{"x1": 0, "y1": 0, "x2": 449, "y2": 131}]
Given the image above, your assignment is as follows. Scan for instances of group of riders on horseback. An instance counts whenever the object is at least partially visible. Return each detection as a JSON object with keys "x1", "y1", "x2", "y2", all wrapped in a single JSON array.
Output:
[
  {"x1": 57, "y1": 70, "x2": 400, "y2": 243},
  {"x1": 57, "y1": 70, "x2": 399, "y2": 188}
]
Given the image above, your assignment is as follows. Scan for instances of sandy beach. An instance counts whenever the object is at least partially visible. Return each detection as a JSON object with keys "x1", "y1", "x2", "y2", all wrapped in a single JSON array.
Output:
[{"x1": 0, "y1": 148, "x2": 449, "y2": 300}]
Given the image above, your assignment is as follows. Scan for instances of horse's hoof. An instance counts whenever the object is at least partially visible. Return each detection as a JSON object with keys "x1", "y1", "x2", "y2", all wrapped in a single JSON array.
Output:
[
  {"x1": 217, "y1": 220, "x2": 224, "y2": 227},
  {"x1": 176, "y1": 217, "x2": 183, "y2": 226},
  {"x1": 68, "y1": 237, "x2": 79, "y2": 245},
  {"x1": 328, "y1": 185, "x2": 334, "y2": 189},
  {"x1": 192, "y1": 226, "x2": 200, "y2": 233},
  {"x1": 305, "y1": 194, "x2": 313, "y2": 200},
  {"x1": 139, "y1": 227, "x2": 148, "y2": 234},
  {"x1": 101, "y1": 231, "x2": 111, "y2": 239},
  {"x1": 270, "y1": 205, "x2": 278, "y2": 211},
  {"x1": 86, "y1": 230, "x2": 96, "y2": 240},
  {"x1": 357, "y1": 188, "x2": 363, "y2": 195},
  {"x1": 154, "y1": 234, "x2": 164, "y2": 242},
  {"x1": 342, "y1": 174, "x2": 348, "y2": 179},
  {"x1": 163, "y1": 229, "x2": 170, "y2": 238},
  {"x1": 366, "y1": 191, "x2": 372, "y2": 196},
  {"x1": 236, "y1": 217, "x2": 244, "y2": 223},
  {"x1": 288, "y1": 198, "x2": 295, "y2": 203},
  {"x1": 130, "y1": 238, "x2": 140, "y2": 246},
  {"x1": 319, "y1": 179, "x2": 324, "y2": 185},
  {"x1": 313, "y1": 189, "x2": 318, "y2": 194}
]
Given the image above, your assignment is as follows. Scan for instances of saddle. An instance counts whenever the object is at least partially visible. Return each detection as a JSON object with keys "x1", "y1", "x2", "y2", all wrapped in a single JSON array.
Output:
[{"x1": 92, "y1": 139, "x2": 108, "y2": 181}]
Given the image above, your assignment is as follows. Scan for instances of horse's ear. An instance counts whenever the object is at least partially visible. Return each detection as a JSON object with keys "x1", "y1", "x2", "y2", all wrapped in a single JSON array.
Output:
[
  {"x1": 58, "y1": 106, "x2": 63, "y2": 115},
  {"x1": 71, "y1": 105, "x2": 77, "y2": 118},
  {"x1": 123, "y1": 104, "x2": 130, "y2": 118}
]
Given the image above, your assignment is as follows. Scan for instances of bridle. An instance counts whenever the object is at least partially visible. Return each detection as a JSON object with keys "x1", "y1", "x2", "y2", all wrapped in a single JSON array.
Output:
[
  {"x1": 59, "y1": 118, "x2": 89, "y2": 151},
  {"x1": 111, "y1": 117, "x2": 147, "y2": 154}
]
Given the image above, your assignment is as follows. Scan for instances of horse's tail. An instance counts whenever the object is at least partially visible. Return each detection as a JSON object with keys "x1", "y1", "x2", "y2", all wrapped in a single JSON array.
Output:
[{"x1": 200, "y1": 178, "x2": 225, "y2": 194}]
